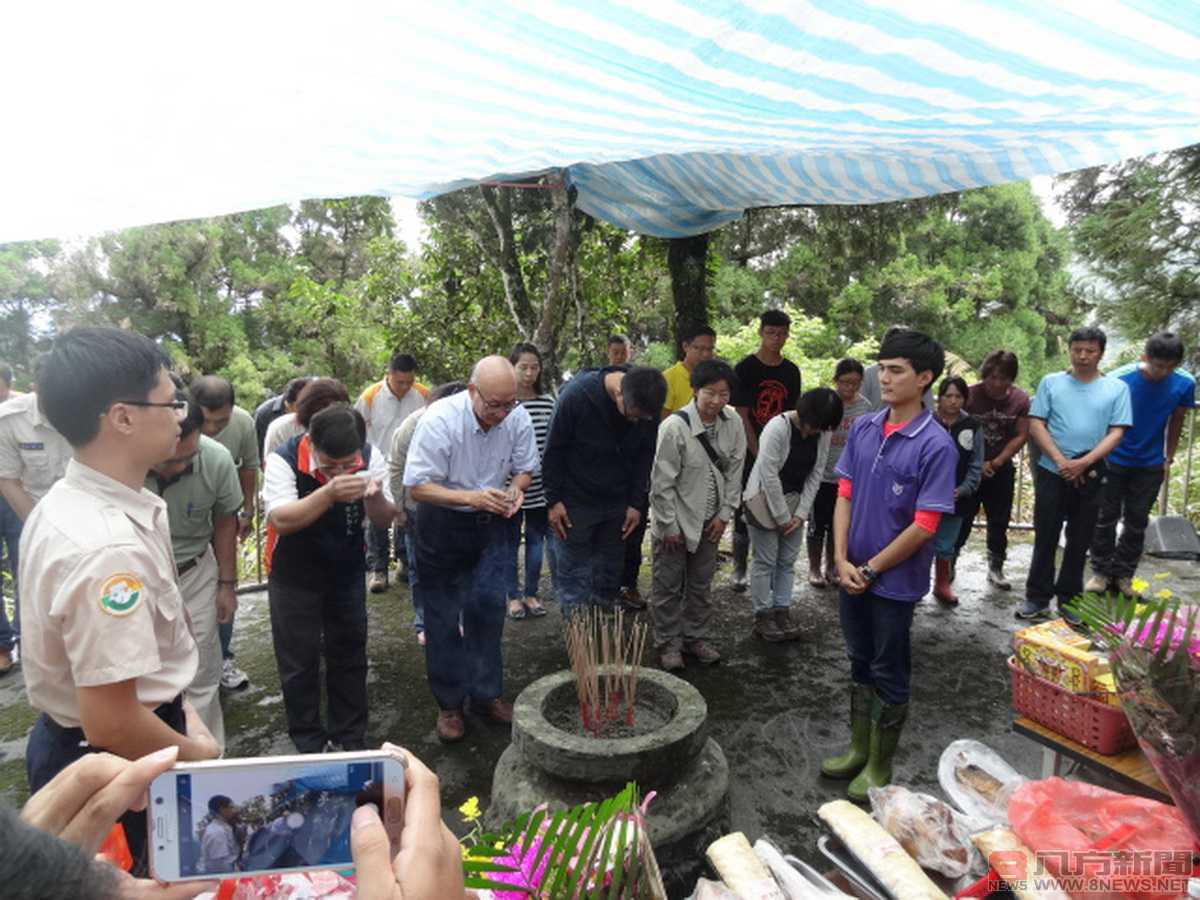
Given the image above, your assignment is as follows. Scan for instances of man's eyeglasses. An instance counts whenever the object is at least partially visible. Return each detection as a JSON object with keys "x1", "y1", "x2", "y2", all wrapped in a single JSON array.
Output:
[
  {"x1": 475, "y1": 389, "x2": 518, "y2": 413},
  {"x1": 316, "y1": 453, "x2": 365, "y2": 476},
  {"x1": 115, "y1": 399, "x2": 190, "y2": 420}
]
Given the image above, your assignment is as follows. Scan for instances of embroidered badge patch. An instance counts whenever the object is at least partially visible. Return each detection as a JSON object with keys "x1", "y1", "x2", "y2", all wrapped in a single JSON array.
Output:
[
  {"x1": 99, "y1": 574, "x2": 143, "y2": 616},
  {"x1": 892, "y1": 481, "x2": 905, "y2": 495}
]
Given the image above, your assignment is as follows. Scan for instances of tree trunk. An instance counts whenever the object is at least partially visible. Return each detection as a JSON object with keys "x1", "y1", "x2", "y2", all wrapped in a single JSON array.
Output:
[
  {"x1": 668, "y1": 234, "x2": 710, "y2": 358},
  {"x1": 532, "y1": 180, "x2": 573, "y2": 387},
  {"x1": 479, "y1": 185, "x2": 536, "y2": 336}
]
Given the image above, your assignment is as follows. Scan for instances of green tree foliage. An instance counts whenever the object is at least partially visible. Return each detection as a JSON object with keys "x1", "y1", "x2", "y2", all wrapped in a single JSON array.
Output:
[
  {"x1": 0, "y1": 239, "x2": 60, "y2": 382},
  {"x1": 1056, "y1": 144, "x2": 1200, "y2": 362},
  {"x1": 708, "y1": 183, "x2": 1077, "y2": 390}
]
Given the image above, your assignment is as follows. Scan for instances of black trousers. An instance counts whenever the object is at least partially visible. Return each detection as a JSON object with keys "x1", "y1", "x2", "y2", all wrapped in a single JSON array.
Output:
[
  {"x1": 26, "y1": 696, "x2": 185, "y2": 878},
  {"x1": 954, "y1": 460, "x2": 1016, "y2": 563},
  {"x1": 1090, "y1": 463, "x2": 1164, "y2": 579},
  {"x1": 268, "y1": 574, "x2": 369, "y2": 753},
  {"x1": 1025, "y1": 465, "x2": 1104, "y2": 607},
  {"x1": 621, "y1": 496, "x2": 649, "y2": 589}
]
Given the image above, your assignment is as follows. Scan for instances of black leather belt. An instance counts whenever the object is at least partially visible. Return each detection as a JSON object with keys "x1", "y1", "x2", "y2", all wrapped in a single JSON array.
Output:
[{"x1": 177, "y1": 556, "x2": 199, "y2": 576}]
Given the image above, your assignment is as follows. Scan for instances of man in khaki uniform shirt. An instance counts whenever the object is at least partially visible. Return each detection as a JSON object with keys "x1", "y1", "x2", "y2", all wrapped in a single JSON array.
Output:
[
  {"x1": 21, "y1": 326, "x2": 219, "y2": 875},
  {"x1": 191, "y1": 374, "x2": 259, "y2": 691},
  {"x1": 146, "y1": 393, "x2": 243, "y2": 751},
  {"x1": 0, "y1": 384, "x2": 72, "y2": 667}
]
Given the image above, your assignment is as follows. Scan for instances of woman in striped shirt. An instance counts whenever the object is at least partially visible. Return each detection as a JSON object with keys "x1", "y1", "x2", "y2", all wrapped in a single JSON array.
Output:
[{"x1": 505, "y1": 343, "x2": 557, "y2": 619}]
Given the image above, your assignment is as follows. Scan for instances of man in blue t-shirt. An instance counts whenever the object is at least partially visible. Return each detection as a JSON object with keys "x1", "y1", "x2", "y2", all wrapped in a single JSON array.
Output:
[
  {"x1": 1087, "y1": 332, "x2": 1195, "y2": 595},
  {"x1": 1019, "y1": 326, "x2": 1133, "y2": 621}
]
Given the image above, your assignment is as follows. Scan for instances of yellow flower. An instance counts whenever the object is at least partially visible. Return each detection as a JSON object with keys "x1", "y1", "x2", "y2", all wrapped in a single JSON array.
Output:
[
  {"x1": 1155, "y1": 588, "x2": 1173, "y2": 600},
  {"x1": 1153, "y1": 572, "x2": 1171, "y2": 581},
  {"x1": 458, "y1": 796, "x2": 482, "y2": 822},
  {"x1": 1131, "y1": 578, "x2": 1149, "y2": 594}
]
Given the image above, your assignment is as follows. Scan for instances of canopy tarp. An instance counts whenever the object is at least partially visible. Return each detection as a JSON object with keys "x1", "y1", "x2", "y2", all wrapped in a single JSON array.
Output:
[{"x1": 4, "y1": 1, "x2": 1200, "y2": 241}]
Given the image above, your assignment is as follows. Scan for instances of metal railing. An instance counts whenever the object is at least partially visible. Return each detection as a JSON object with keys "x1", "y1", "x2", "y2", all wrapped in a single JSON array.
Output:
[
  {"x1": 1000, "y1": 408, "x2": 1197, "y2": 530},
  {"x1": 234, "y1": 410, "x2": 1198, "y2": 585}
]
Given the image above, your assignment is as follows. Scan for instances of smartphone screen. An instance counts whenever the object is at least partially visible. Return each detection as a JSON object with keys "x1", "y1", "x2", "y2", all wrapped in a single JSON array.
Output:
[{"x1": 149, "y1": 752, "x2": 404, "y2": 882}]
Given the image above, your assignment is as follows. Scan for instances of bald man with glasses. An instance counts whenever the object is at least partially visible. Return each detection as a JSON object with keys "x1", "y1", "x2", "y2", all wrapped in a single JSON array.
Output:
[{"x1": 404, "y1": 356, "x2": 538, "y2": 742}]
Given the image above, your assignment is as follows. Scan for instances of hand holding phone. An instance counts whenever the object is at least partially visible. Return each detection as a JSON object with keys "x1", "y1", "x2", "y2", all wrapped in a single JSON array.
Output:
[
  {"x1": 149, "y1": 747, "x2": 407, "y2": 882},
  {"x1": 351, "y1": 748, "x2": 467, "y2": 900}
]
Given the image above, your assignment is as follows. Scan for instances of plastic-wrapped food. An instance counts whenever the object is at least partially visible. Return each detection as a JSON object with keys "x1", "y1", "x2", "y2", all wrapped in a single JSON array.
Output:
[
  {"x1": 970, "y1": 827, "x2": 1070, "y2": 900},
  {"x1": 752, "y1": 838, "x2": 854, "y2": 900},
  {"x1": 706, "y1": 832, "x2": 786, "y2": 899},
  {"x1": 687, "y1": 878, "x2": 743, "y2": 900},
  {"x1": 202, "y1": 872, "x2": 357, "y2": 900},
  {"x1": 937, "y1": 739, "x2": 1024, "y2": 825},
  {"x1": 868, "y1": 785, "x2": 975, "y2": 879},
  {"x1": 817, "y1": 800, "x2": 948, "y2": 900}
]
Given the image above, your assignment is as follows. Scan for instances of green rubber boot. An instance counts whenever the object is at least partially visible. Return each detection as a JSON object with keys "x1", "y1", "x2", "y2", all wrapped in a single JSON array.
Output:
[
  {"x1": 820, "y1": 683, "x2": 874, "y2": 779},
  {"x1": 847, "y1": 696, "x2": 909, "y2": 802}
]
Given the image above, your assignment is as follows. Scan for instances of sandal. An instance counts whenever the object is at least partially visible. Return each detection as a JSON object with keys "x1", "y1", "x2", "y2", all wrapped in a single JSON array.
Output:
[
  {"x1": 525, "y1": 597, "x2": 548, "y2": 617},
  {"x1": 507, "y1": 600, "x2": 527, "y2": 620}
]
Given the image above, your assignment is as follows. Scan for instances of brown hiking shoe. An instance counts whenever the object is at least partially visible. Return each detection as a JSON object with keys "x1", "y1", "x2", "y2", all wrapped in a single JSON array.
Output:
[
  {"x1": 773, "y1": 607, "x2": 804, "y2": 640},
  {"x1": 0, "y1": 647, "x2": 12, "y2": 675},
  {"x1": 619, "y1": 587, "x2": 647, "y2": 610},
  {"x1": 436, "y1": 709, "x2": 465, "y2": 742},
  {"x1": 472, "y1": 698, "x2": 514, "y2": 724},
  {"x1": 369, "y1": 571, "x2": 388, "y2": 594},
  {"x1": 754, "y1": 611, "x2": 786, "y2": 643},
  {"x1": 683, "y1": 639, "x2": 721, "y2": 664},
  {"x1": 659, "y1": 644, "x2": 684, "y2": 672}
]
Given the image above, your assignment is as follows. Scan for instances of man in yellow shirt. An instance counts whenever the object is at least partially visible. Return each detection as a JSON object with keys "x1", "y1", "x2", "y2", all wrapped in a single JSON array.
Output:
[{"x1": 661, "y1": 325, "x2": 716, "y2": 417}]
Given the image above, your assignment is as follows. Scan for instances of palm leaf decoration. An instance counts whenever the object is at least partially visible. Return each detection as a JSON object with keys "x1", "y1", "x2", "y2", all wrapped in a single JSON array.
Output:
[
  {"x1": 1064, "y1": 591, "x2": 1200, "y2": 841},
  {"x1": 460, "y1": 782, "x2": 667, "y2": 899}
]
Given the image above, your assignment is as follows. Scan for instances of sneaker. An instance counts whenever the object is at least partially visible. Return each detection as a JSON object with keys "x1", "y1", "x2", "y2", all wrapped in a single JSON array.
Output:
[
  {"x1": 1114, "y1": 577, "x2": 1136, "y2": 596},
  {"x1": 659, "y1": 645, "x2": 685, "y2": 672},
  {"x1": 220, "y1": 658, "x2": 250, "y2": 691},
  {"x1": 416, "y1": 630, "x2": 426, "y2": 647},
  {"x1": 987, "y1": 565, "x2": 1012, "y2": 591},
  {"x1": 323, "y1": 739, "x2": 344, "y2": 753},
  {"x1": 369, "y1": 571, "x2": 388, "y2": 594},
  {"x1": 683, "y1": 639, "x2": 721, "y2": 665},
  {"x1": 1058, "y1": 604, "x2": 1082, "y2": 627},
  {"x1": 1015, "y1": 600, "x2": 1052, "y2": 621},
  {"x1": 729, "y1": 569, "x2": 748, "y2": 593},
  {"x1": 1084, "y1": 574, "x2": 1111, "y2": 594}
]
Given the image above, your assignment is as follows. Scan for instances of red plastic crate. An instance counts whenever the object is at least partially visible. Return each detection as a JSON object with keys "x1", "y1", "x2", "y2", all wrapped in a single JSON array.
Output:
[{"x1": 1008, "y1": 656, "x2": 1136, "y2": 754}]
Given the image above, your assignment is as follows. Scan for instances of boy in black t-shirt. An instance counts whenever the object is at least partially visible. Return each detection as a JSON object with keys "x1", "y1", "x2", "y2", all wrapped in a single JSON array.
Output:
[{"x1": 731, "y1": 309, "x2": 803, "y2": 589}]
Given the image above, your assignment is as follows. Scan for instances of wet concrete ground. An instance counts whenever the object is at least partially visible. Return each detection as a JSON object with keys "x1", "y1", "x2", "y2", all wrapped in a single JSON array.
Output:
[{"x1": 0, "y1": 535, "x2": 1196, "y2": 896}]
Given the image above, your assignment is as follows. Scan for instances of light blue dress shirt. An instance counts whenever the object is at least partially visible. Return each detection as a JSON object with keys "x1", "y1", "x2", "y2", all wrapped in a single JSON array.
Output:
[{"x1": 403, "y1": 390, "x2": 539, "y2": 510}]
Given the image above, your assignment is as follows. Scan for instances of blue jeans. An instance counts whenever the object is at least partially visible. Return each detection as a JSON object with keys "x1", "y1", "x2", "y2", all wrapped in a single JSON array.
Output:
[
  {"x1": 839, "y1": 589, "x2": 917, "y2": 705},
  {"x1": 0, "y1": 496, "x2": 22, "y2": 651},
  {"x1": 402, "y1": 519, "x2": 424, "y2": 631},
  {"x1": 748, "y1": 521, "x2": 804, "y2": 613},
  {"x1": 932, "y1": 513, "x2": 962, "y2": 560},
  {"x1": 553, "y1": 502, "x2": 625, "y2": 619},
  {"x1": 505, "y1": 507, "x2": 548, "y2": 600},
  {"x1": 414, "y1": 504, "x2": 508, "y2": 710}
]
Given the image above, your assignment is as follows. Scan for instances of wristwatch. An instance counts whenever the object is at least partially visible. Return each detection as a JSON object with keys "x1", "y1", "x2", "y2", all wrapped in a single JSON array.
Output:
[{"x1": 858, "y1": 564, "x2": 879, "y2": 584}]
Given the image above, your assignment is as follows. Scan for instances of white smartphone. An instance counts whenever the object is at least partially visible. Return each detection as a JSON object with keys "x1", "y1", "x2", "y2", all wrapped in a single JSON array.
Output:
[{"x1": 148, "y1": 750, "x2": 406, "y2": 882}]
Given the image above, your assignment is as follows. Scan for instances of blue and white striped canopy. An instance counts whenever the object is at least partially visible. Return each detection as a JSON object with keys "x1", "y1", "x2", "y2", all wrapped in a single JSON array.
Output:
[{"x1": 3, "y1": 1, "x2": 1200, "y2": 241}]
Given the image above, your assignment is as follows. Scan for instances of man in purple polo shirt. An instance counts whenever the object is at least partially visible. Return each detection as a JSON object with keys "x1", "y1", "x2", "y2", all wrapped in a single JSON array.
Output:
[{"x1": 821, "y1": 329, "x2": 957, "y2": 802}]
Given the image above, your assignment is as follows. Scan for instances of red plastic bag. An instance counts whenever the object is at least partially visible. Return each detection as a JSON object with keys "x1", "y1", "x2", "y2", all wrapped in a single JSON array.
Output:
[{"x1": 1009, "y1": 777, "x2": 1195, "y2": 899}]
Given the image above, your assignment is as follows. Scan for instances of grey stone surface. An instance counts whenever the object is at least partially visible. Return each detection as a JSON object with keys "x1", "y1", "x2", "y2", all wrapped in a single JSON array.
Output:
[
  {"x1": 513, "y1": 666, "x2": 708, "y2": 787},
  {"x1": 488, "y1": 737, "x2": 729, "y2": 849}
]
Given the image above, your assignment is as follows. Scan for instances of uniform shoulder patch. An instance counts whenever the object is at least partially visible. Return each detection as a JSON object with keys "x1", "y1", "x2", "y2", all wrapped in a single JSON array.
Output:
[{"x1": 99, "y1": 573, "x2": 144, "y2": 617}]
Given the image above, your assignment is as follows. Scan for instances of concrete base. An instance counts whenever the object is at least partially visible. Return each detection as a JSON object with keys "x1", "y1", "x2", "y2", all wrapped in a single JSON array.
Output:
[{"x1": 488, "y1": 736, "x2": 729, "y2": 849}]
